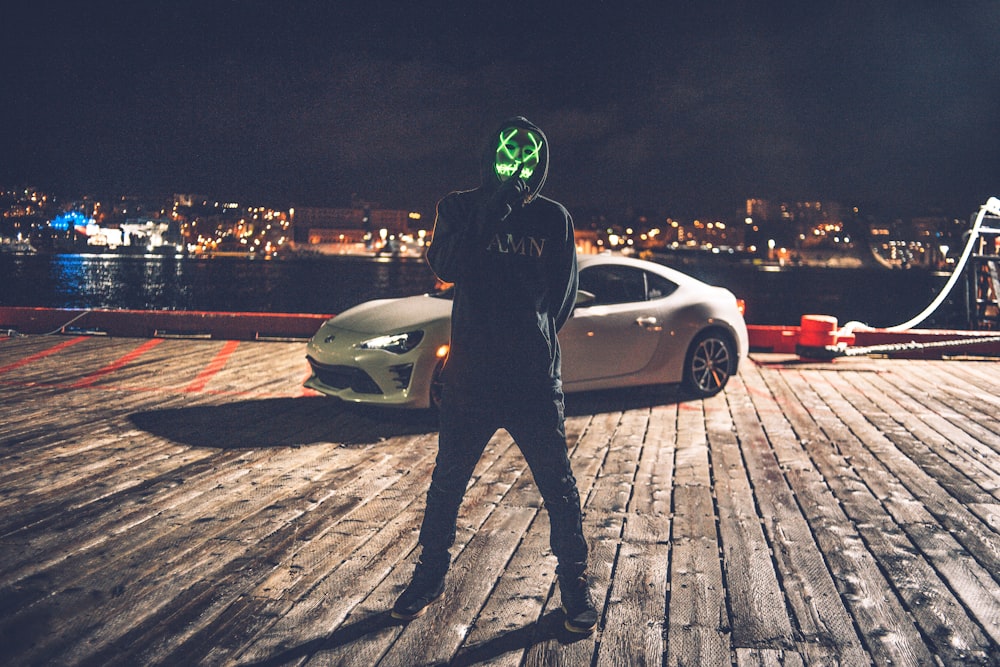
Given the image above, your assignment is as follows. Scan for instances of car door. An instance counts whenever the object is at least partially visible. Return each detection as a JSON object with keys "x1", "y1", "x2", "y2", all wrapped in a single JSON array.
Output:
[{"x1": 560, "y1": 264, "x2": 676, "y2": 384}]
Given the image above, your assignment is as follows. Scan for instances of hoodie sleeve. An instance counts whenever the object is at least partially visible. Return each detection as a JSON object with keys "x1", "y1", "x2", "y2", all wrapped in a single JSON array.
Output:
[
  {"x1": 552, "y1": 207, "x2": 578, "y2": 332},
  {"x1": 426, "y1": 192, "x2": 477, "y2": 284}
]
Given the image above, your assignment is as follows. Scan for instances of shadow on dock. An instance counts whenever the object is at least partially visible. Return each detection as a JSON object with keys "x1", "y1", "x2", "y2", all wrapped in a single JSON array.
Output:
[
  {"x1": 565, "y1": 383, "x2": 686, "y2": 416},
  {"x1": 128, "y1": 386, "x2": 690, "y2": 449},
  {"x1": 236, "y1": 609, "x2": 585, "y2": 667},
  {"x1": 128, "y1": 397, "x2": 439, "y2": 448}
]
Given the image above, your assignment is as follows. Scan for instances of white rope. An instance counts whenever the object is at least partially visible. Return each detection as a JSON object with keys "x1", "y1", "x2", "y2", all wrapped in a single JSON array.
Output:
[{"x1": 841, "y1": 196, "x2": 1000, "y2": 335}]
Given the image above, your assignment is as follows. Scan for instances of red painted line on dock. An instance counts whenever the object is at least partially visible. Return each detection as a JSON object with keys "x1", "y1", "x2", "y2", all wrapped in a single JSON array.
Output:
[
  {"x1": 185, "y1": 340, "x2": 241, "y2": 393},
  {"x1": 71, "y1": 338, "x2": 165, "y2": 388},
  {"x1": 0, "y1": 336, "x2": 88, "y2": 375}
]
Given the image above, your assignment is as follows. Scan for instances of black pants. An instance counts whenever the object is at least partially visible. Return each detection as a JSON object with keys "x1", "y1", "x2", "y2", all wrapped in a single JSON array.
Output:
[{"x1": 417, "y1": 387, "x2": 588, "y2": 571}]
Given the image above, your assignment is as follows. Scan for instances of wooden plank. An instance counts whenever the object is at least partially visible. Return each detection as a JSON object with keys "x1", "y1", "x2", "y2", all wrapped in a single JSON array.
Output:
[
  {"x1": 0, "y1": 336, "x2": 135, "y2": 386},
  {"x1": 447, "y1": 514, "x2": 556, "y2": 667},
  {"x1": 666, "y1": 399, "x2": 730, "y2": 666},
  {"x1": 836, "y1": 368, "x2": 1000, "y2": 577},
  {"x1": 734, "y1": 647, "x2": 805, "y2": 666},
  {"x1": 0, "y1": 335, "x2": 87, "y2": 374},
  {"x1": 0, "y1": 441, "x2": 218, "y2": 577},
  {"x1": 61, "y1": 433, "x2": 437, "y2": 667},
  {"x1": 812, "y1": 366, "x2": 1000, "y2": 653},
  {"x1": 707, "y1": 393, "x2": 794, "y2": 648},
  {"x1": 0, "y1": 429, "x2": 201, "y2": 534},
  {"x1": 226, "y1": 504, "x2": 428, "y2": 667},
  {"x1": 5, "y1": 446, "x2": 338, "y2": 664},
  {"x1": 734, "y1": 362, "x2": 872, "y2": 665},
  {"x1": 846, "y1": 366, "x2": 998, "y2": 505},
  {"x1": 0, "y1": 386, "x2": 234, "y2": 524},
  {"x1": 597, "y1": 402, "x2": 675, "y2": 667},
  {"x1": 833, "y1": 360, "x2": 997, "y2": 488},
  {"x1": 5, "y1": 399, "x2": 435, "y2": 661},
  {"x1": 876, "y1": 363, "x2": 1000, "y2": 492},
  {"x1": 917, "y1": 362, "x2": 1000, "y2": 452},
  {"x1": 765, "y1": 366, "x2": 938, "y2": 665},
  {"x1": 0, "y1": 383, "x2": 186, "y2": 463}
]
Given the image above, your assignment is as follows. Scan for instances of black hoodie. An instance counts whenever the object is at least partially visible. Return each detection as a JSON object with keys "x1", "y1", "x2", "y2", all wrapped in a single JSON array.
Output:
[{"x1": 426, "y1": 117, "x2": 578, "y2": 400}]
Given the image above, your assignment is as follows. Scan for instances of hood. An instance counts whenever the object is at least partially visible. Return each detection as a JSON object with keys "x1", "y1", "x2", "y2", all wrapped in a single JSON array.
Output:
[
  {"x1": 481, "y1": 116, "x2": 549, "y2": 203},
  {"x1": 327, "y1": 294, "x2": 452, "y2": 334}
]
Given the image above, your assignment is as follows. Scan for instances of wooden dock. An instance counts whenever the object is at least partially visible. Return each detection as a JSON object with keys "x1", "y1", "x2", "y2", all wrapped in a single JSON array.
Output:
[{"x1": 1, "y1": 333, "x2": 998, "y2": 666}]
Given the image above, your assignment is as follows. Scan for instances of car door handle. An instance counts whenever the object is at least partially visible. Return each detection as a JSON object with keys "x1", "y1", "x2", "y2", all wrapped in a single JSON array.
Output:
[{"x1": 635, "y1": 316, "x2": 662, "y2": 331}]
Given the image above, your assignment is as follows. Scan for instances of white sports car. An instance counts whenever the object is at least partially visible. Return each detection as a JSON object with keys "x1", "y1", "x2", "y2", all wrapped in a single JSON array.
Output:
[{"x1": 305, "y1": 254, "x2": 748, "y2": 408}]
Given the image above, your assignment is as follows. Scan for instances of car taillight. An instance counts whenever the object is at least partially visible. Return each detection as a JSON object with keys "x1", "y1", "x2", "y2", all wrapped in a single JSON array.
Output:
[{"x1": 736, "y1": 299, "x2": 746, "y2": 316}]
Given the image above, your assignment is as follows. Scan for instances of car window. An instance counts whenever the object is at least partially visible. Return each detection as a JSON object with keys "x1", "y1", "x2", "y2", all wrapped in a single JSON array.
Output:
[
  {"x1": 647, "y1": 272, "x2": 679, "y2": 299},
  {"x1": 578, "y1": 266, "x2": 648, "y2": 305},
  {"x1": 577, "y1": 265, "x2": 679, "y2": 305}
]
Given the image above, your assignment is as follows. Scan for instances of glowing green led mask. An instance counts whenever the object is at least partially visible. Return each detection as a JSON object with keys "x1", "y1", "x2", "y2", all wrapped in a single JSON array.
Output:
[{"x1": 494, "y1": 128, "x2": 543, "y2": 182}]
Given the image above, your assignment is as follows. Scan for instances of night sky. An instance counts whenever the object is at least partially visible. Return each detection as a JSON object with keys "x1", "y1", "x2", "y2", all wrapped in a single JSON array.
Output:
[{"x1": 3, "y1": 1, "x2": 999, "y2": 218}]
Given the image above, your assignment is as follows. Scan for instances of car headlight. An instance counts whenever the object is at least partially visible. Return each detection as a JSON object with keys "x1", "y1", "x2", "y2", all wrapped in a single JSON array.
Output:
[{"x1": 356, "y1": 330, "x2": 424, "y2": 354}]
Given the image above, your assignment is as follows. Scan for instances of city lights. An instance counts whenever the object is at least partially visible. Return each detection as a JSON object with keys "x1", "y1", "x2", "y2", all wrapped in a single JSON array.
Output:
[{"x1": 0, "y1": 186, "x2": 971, "y2": 271}]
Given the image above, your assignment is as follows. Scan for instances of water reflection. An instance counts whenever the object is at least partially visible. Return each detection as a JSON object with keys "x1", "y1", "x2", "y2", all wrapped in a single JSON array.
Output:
[
  {"x1": 48, "y1": 254, "x2": 191, "y2": 310},
  {"x1": 2, "y1": 254, "x2": 440, "y2": 314}
]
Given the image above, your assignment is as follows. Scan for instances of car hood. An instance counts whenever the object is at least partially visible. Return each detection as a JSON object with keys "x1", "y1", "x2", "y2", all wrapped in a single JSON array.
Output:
[{"x1": 328, "y1": 294, "x2": 451, "y2": 334}]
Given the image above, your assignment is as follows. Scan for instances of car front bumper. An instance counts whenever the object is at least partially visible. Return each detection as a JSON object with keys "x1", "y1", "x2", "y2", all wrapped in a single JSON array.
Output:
[
  {"x1": 304, "y1": 355, "x2": 432, "y2": 408},
  {"x1": 304, "y1": 329, "x2": 440, "y2": 409}
]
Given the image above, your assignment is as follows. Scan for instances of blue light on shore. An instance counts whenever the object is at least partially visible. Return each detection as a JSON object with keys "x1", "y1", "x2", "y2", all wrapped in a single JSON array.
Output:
[{"x1": 50, "y1": 211, "x2": 93, "y2": 232}]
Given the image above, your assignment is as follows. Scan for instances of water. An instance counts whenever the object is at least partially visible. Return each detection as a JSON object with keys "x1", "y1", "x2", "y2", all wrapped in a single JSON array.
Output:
[
  {"x1": 670, "y1": 258, "x2": 967, "y2": 329},
  {"x1": 0, "y1": 252, "x2": 968, "y2": 328},
  {"x1": 0, "y1": 253, "x2": 440, "y2": 316}
]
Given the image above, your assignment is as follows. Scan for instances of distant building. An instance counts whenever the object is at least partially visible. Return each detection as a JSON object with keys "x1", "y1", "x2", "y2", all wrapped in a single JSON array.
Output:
[
  {"x1": 574, "y1": 228, "x2": 601, "y2": 254},
  {"x1": 119, "y1": 218, "x2": 184, "y2": 250},
  {"x1": 291, "y1": 206, "x2": 413, "y2": 247},
  {"x1": 743, "y1": 198, "x2": 875, "y2": 266},
  {"x1": 173, "y1": 193, "x2": 198, "y2": 208}
]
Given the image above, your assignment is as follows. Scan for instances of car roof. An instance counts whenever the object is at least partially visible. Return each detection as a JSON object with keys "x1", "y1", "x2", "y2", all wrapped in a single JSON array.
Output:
[{"x1": 577, "y1": 253, "x2": 705, "y2": 288}]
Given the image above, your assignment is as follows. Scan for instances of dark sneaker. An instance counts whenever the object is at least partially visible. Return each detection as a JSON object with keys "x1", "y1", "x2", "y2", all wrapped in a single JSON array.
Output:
[
  {"x1": 391, "y1": 560, "x2": 447, "y2": 621},
  {"x1": 559, "y1": 573, "x2": 598, "y2": 634}
]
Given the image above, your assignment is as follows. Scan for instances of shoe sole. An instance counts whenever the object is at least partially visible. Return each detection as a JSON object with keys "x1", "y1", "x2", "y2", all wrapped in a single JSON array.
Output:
[
  {"x1": 561, "y1": 605, "x2": 597, "y2": 634},
  {"x1": 390, "y1": 592, "x2": 443, "y2": 621},
  {"x1": 563, "y1": 620, "x2": 597, "y2": 634}
]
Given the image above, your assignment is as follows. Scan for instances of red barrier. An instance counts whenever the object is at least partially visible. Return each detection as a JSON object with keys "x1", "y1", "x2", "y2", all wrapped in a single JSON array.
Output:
[{"x1": 0, "y1": 307, "x2": 333, "y2": 341}]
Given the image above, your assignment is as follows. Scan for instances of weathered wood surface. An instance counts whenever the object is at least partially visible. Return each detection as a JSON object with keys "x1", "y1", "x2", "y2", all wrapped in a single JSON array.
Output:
[{"x1": 0, "y1": 334, "x2": 998, "y2": 666}]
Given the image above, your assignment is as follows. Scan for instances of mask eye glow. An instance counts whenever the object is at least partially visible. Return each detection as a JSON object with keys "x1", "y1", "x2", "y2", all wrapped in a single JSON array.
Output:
[
  {"x1": 498, "y1": 129, "x2": 519, "y2": 160},
  {"x1": 522, "y1": 133, "x2": 542, "y2": 164}
]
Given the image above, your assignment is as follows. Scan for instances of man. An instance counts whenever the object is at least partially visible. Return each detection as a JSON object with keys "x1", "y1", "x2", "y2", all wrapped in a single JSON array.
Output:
[{"x1": 391, "y1": 116, "x2": 598, "y2": 634}]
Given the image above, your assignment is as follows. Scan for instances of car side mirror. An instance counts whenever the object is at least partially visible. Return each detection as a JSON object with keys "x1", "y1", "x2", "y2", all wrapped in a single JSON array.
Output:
[{"x1": 574, "y1": 290, "x2": 596, "y2": 311}]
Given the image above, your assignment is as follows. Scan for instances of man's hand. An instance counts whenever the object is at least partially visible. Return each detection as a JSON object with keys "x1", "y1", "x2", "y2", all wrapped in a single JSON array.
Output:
[{"x1": 485, "y1": 163, "x2": 529, "y2": 223}]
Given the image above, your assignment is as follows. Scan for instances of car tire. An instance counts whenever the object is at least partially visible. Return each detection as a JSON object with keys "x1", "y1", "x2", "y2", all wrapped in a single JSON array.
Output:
[{"x1": 683, "y1": 330, "x2": 735, "y2": 398}]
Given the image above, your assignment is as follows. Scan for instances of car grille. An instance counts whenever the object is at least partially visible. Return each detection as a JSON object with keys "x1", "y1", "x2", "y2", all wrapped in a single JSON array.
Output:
[
  {"x1": 307, "y1": 356, "x2": 382, "y2": 395},
  {"x1": 389, "y1": 363, "x2": 414, "y2": 390}
]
